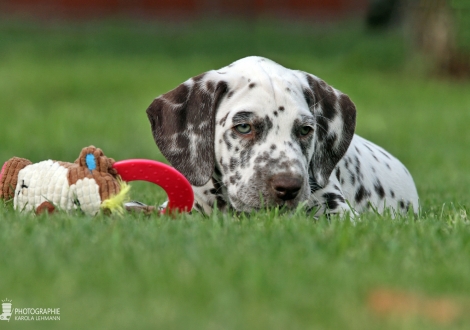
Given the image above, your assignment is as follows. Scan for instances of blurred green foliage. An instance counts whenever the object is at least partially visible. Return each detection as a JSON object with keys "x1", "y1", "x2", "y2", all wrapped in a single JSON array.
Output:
[{"x1": 453, "y1": 1, "x2": 470, "y2": 50}]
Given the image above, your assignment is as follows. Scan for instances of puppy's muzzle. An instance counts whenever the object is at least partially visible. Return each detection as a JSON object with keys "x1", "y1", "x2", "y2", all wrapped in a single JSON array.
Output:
[{"x1": 270, "y1": 173, "x2": 302, "y2": 201}]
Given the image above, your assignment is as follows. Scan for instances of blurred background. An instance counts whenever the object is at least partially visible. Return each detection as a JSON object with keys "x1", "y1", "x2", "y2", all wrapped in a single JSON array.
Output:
[
  {"x1": 1, "y1": 2, "x2": 470, "y2": 329},
  {"x1": 1, "y1": 0, "x2": 370, "y2": 18},
  {"x1": 0, "y1": 0, "x2": 469, "y2": 210}
]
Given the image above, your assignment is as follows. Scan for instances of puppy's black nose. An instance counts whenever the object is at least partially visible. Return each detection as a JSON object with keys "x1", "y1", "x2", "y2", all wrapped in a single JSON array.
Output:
[{"x1": 270, "y1": 174, "x2": 302, "y2": 201}]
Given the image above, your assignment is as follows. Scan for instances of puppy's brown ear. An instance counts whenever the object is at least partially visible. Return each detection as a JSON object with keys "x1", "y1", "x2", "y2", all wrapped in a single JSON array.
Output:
[
  {"x1": 146, "y1": 72, "x2": 228, "y2": 186},
  {"x1": 303, "y1": 73, "x2": 356, "y2": 188}
]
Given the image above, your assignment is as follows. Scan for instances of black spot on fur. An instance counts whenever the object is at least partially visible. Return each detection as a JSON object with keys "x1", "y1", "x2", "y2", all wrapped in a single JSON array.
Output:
[
  {"x1": 223, "y1": 131, "x2": 232, "y2": 151},
  {"x1": 325, "y1": 198, "x2": 338, "y2": 210},
  {"x1": 374, "y1": 180, "x2": 385, "y2": 199},
  {"x1": 270, "y1": 144, "x2": 276, "y2": 150},
  {"x1": 386, "y1": 163, "x2": 391, "y2": 170},
  {"x1": 355, "y1": 185, "x2": 368, "y2": 203},
  {"x1": 249, "y1": 83, "x2": 256, "y2": 88},
  {"x1": 335, "y1": 168, "x2": 341, "y2": 181},
  {"x1": 403, "y1": 166, "x2": 410, "y2": 176},
  {"x1": 194, "y1": 202, "x2": 205, "y2": 213},
  {"x1": 354, "y1": 156, "x2": 361, "y2": 179},
  {"x1": 323, "y1": 193, "x2": 345, "y2": 210},
  {"x1": 399, "y1": 200, "x2": 405, "y2": 209},
  {"x1": 279, "y1": 106, "x2": 285, "y2": 111},
  {"x1": 230, "y1": 131, "x2": 239, "y2": 140},
  {"x1": 355, "y1": 146, "x2": 361, "y2": 155},
  {"x1": 206, "y1": 81, "x2": 215, "y2": 92},
  {"x1": 390, "y1": 190, "x2": 395, "y2": 198},
  {"x1": 229, "y1": 171, "x2": 242, "y2": 185},
  {"x1": 286, "y1": 87, "x2": 291, "y2": 92},
  {"x1": 373, "y1": 154, "x2": 379, "y2": 162},
  {"x1": 265, "y1": 115, "x2": 273, "y2": 130},
  {"x1": 229, "y1": 157, "x2": 239, "y2": 172},
  {"x1": 379, "y1": 150, "x2": 391, "y2": 159},
  {"x1": 219, "y1": 113, "x2": 229, "y2": 126},
  {"x1": 274, "y1": 111, "x2": 278, "y2": 116},
  {"x1": 227, "y1": 91, "x2": 234, "y2": 98}
]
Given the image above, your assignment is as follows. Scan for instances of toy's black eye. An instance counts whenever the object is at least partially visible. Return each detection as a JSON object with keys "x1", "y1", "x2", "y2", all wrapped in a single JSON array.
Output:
[
  {"x1": 234, "y1": 124, "x2": 252, "y2": 134},
  {"x1": 299, "y1": 126, "x2": 313, "y2": 136}
]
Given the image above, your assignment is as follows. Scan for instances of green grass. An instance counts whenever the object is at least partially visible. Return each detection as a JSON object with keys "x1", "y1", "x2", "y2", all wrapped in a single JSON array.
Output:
[{"x1": 1, "y1": 18, "x2": 470, "y2": 329}]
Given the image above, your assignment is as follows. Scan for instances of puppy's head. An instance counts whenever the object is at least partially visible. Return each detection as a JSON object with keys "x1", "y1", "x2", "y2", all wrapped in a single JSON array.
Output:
[{"x1": 147, "y1": 57, "x2": 356, "y2": 211}]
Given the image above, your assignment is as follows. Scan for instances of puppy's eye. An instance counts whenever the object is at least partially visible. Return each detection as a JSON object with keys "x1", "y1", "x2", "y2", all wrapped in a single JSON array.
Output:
[
  {"x1": 234, "y1": 124, "x2": 252, "y2": 134},
  {"x1": 299, "y1": 126, "x2": 313, "y2": 136}
]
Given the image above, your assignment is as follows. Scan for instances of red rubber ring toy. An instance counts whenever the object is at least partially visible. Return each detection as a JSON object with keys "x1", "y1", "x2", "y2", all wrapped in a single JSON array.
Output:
[{"x1": 113, "y1": 159, "x2": 194, "y2": 214}]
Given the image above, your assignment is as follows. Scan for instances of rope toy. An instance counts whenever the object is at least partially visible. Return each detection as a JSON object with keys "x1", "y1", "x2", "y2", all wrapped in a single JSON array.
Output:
[{"x1": 0, "y1": 146, "x2": 193, "y2": 216}]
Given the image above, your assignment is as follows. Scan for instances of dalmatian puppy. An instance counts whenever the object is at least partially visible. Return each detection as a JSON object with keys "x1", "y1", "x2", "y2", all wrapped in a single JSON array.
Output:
[{"x1": 146, "y1": 56, "x2": 419, "y2": 216}]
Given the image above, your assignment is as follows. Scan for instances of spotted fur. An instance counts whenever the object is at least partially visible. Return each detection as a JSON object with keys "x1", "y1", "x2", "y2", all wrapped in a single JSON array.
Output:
[{"x1": 147, "y1": 56, "x2": 419, "y2": 216}]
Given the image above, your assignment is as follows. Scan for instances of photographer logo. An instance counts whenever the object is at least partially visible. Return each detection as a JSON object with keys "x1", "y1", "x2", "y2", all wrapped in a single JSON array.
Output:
[
  {"x1": 0, "y1": 299, "x2": 12, "y2": 322},
  {"x1": 0, "y1": 298, "x2": 60, "y2": 322}
]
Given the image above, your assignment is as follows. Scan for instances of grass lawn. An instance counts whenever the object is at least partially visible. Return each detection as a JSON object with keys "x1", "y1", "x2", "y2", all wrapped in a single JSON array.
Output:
[{"x1": 1, "y1": 18, "x2": 470, "y2": 329}]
